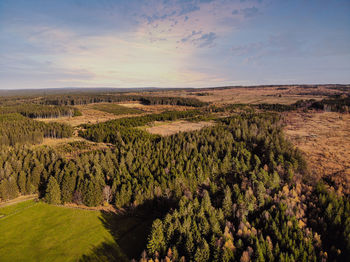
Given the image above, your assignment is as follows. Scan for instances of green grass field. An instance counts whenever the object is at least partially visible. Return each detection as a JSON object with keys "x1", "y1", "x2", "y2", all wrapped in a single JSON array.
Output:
[
  {"x1": 0, "y1": 200, "x2": 154, "y2": 262},
  {"x1": 92, "y1": 104, "x2": 143, "y2": 115},
  {"x1": 0, "y1": 200, "x2": 116, "y2": 261}
]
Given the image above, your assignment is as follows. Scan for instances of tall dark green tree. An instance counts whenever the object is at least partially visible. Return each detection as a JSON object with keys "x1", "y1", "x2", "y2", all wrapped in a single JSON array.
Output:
[
  {"x1": 45, "y1": 176, "x2": 61, "y2": 204},
  {"x1": 222, "y1": 186, "x2": 233, "y2": 217},
  {"x1": 61, "y1": 174, "x2": 76, "y2": 203},
  {"x1": 147, "y1": 219, "x2": 166, "y2": 256}
]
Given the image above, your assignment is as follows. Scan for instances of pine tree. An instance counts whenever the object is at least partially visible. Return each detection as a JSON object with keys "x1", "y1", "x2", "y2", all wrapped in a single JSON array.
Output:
[
  {"x1": 194, "y1": 239, "x2": 210, "y2": 262},
  {"x1": 45, "y1": 176, "x2": 61, "y2": 204},
  {"x1": 17, "y1": 171, "x2": 27, "y2": 194},
  {"x1": 0, "y1": 179, "x2": 10, "y2": 201},
  {"x1": 147, "y1": 219, "x2": 166, "y2": 256},
  {"x1": 61, "y1": 173, "x2": 76, "y2": 203},
  {"x1": 83, "y1": 180, "x2": 103, "y2": 207},
  {"x1": 8, "y1": 177, "x2": 19, "y2": 199},
  {"x1": 223, "y1": 186, "x2": 233, "y2": 217}
]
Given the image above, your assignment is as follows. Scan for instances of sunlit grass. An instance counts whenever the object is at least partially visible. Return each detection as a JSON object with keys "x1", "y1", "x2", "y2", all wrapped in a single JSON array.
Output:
[{"x1": 0, "y1": 200, "x2": 114, "y2": 262}]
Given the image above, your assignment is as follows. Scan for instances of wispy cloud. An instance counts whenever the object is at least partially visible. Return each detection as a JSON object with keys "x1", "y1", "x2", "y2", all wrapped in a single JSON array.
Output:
[
  {"x1": 194, "y1": 32, "x2": 217, "y2": 47},
  {"x1": 1, "y1": 0, "x2": 349, "y2": 88},
  {"x1": 241, "y1": 6, "x2": 259, "y2": 17}
]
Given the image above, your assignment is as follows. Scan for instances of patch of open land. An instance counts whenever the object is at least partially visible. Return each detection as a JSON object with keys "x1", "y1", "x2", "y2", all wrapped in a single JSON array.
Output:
[
  {"x1": 0, "y1": 200, "x2": 116, "y2": 261},
  {"x1": 34, "y1": 137, "x2": 112, "y2": 158},
  {"x1": 0, "y1": 200, "x2": 156, "y2": 261},
  {"x1": 135, "y1": 85, "x2": 349, "y2": 105},
  {"x1": 283, "y1": 111, "x2": 350, "y2": 193},
  {"x1": 36, "y1": 106, "x2": 133, "y2": 126},
  {"x1": 118, "y1": 102, "x2": 195, "y2": 113},
  {"x1": 36, "y1": 102, "x2": 195, "y2": 126},
  {"x1": 145, "y1": 120, "x2": 214, "y2": 136}
]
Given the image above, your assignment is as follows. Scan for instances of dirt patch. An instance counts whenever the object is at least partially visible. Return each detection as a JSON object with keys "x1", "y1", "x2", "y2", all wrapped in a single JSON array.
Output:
[
  {"x1": 118, "y1": 102, "x2": 145, "y2": 108},
  {"x1": 63, "y1": 203, "x2": 116, "y2": 212},
  {"x1": 283, "y1": 111, "x2": 350, "y2": 194},
  {"x1": 34, "y1": 137, "x2": 112, "y2": 158},
  {"x1": 118, "y1": 102, "x2": 195, "y2": 113},
  {"x1": 36, "y1": 106, "x2": 136, "y2": 126},
  {"x1": 0, "y1": 195, "x2": 37, "y2": 207},
  {"x1": 37, "y1": 137, "x2": 87, "y2": 146},
  {"x1": 145, "y1": 120, "x2": 214, "y2": 136}
]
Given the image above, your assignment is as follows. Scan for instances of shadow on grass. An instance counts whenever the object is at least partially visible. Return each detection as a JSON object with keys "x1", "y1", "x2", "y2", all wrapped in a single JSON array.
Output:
[{"x1": 79, "y1": 197, "x2": 176, "y2": 262}]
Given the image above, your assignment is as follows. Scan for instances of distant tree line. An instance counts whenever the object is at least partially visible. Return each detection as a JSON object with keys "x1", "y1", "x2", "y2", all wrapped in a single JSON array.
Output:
[
  {"x1": 0, "y1": 104, "x2": 82, "y2": 118},
  {"x1": 257, "y1": 96, "x2": 350, "y2": 113},
  {"x1": 310, "y1": 95, "x2": 350, "y2": 113},
  {"x1": 38, "y1": 94, "x2": 208, "y2": 107}
]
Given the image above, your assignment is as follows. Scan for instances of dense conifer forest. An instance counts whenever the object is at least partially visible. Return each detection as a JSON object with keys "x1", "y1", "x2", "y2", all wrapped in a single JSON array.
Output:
[
  {"x1": 0, "y1": 92, "x2": 349, "y2": 261},
  {"x1": 38, "y1": 94, "x2": 207, "y2": 107},
  {"x1": 0, "y1": 114, "x2": 73, "y2": 146},
  {"x1": 0, "y1": 104, "x2": 81, "y2": 118}
]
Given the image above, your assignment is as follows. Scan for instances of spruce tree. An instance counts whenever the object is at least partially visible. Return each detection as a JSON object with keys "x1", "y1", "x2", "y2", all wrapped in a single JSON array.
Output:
[
  {"x1": 17, "y1": 171, "x2": 27, "y2": 194},
  {"x1": 61, "y1": 174, "x2": 76, "y2": 203},
  {"x1": 223, "y1": 186, "x2": 233, "y2": 217},
  {"x1": 147, "y1": 219, "x2": 166, "y2": 256},
  {"x1": 45, "y1": 176, "x2": 61, "y2": 204}
]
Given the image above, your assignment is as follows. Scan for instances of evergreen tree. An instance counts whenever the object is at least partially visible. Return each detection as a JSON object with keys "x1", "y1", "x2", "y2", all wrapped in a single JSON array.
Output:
[
  {"x1": 83, "y1": 180, "x2": 103, "y2": 207},
  {"x1": 45, "y1": 176, "x2": 61, "y2": 204},
  {"x1": 61, "y1": 173, "x2": 76, "y2": 203},
  {"x1": 223, "y1": 186, "x2": 233, "y2": 217},
  {"x1": 17, "y1": 171, "x2": 27, "y2": 194},
  {"x1": 147, "y1": 219, "x2": 166, "y2": 256},
  {"x1": 194, "y1": 239, "x2": 210, "y2": 262}
]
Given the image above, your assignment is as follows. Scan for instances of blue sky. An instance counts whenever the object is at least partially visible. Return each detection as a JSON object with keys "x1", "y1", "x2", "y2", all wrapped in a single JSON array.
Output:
[{"x1": 0, "y1": 0, "x2": 349, "y2": 89}]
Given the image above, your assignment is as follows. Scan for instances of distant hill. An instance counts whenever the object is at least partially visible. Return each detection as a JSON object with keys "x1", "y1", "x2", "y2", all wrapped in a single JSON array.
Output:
[
  {"x1": 1, "y1": 84, "x2": 348, "y2": 97},
  {"x1": 0, "y1": 87, "x2": 161, "y2": 97}
]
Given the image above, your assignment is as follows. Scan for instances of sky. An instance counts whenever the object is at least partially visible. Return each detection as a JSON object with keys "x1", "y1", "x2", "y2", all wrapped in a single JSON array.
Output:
[{"x1": 0, "y1": 0, "x2": 349, "y2": 89}]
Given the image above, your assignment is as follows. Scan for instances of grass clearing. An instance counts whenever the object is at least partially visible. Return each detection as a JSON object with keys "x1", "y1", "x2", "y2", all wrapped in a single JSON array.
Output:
[
  {"x1": 0, "y1": 199, "x2": 37, "y2": 216},
  {"x1": 0, "y1": 200, "x2": 154, "y2": 261},
  {"x1": 145, "y1": 120, "x2": 214, "y2": 136},
  {"x1": 91, "y1": 103, "x2": 143, "y2": 115},
  {"x1": 35, "y1": 107, "x2": 121, "y2": 127},
  {"x1": 0, "y1": 200, "x2": 115, "y2": 261},
  {"x1": 35, "y1": 137, "x2": 112, "y2": 158}
]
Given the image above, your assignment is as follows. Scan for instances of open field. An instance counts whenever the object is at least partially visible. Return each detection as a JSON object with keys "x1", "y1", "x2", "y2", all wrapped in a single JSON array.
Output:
[
  {"x1": 0, "y1": 200, "x2": 117, "y2": 262},
  {"x1": 36, "y1": 107, "x2": 124, "y2": 126},
  {"x1": 118, "y1": 102, "x2": 194, "y2": 113},
  {"x1": 90, "y1": 103, "x2": 143, "y2": 115},
  {"x1": 135, "y1": 85, "x2": 350, "y2": 105},
  {"x1": 0, "y1": 200, "x2": 154, "y2": 261},
  {"x1": 0, "y1": 194, "x2": 37, "y2": 208},
  {"x1": 34, "y1": 137, "x2": 113, "y2": 158},
  {"x1": 145, "y1": 120, "x2": 214, "y2": 136},
  {"x1": 283, "y1": 111, "x2": 350, "y2": 194},
  {"x1": 36, "y1": 103, "x2": 195, "y2": 127}
]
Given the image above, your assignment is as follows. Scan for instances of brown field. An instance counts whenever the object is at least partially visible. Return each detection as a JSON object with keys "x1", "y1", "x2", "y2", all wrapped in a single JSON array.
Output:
[
  {"x1": 37, "y1": 137, "x2": 87, "y2": 146},
  {"x1": 36, "y1": 107, "x2": 124, "y2": 126},
  {"x1": 118, "y1": 102, "x2": 195, "y2": 113},
  {"x1": 283, "y1": 111, "x2": 350, "y2": 194},
  {"x1": 35, "y1": 137, "x2": 112, "y2": 158},
  {"x1": 37, "y1": 102, "x2": 195, "y2": 126},
  {"x1": 135, "y1": 85, "x2": 349, "y2": 105},
  {"x1": 145, "y1": 120, "x2": 214, "y2": 136}
]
